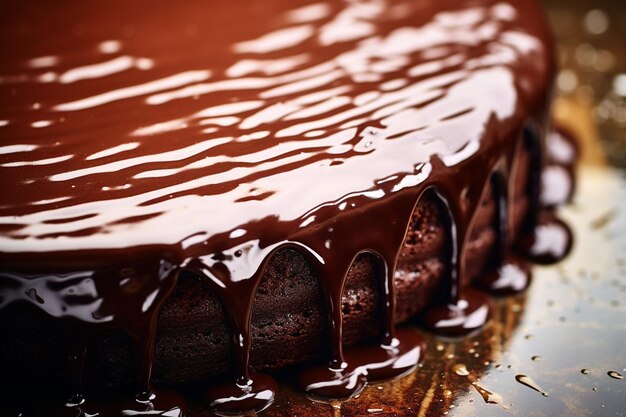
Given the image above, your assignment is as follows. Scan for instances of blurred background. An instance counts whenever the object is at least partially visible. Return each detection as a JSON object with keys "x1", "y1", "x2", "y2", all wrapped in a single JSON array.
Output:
[{"x1": 543, "y1": 0, "x2": 626, "y2": 167}]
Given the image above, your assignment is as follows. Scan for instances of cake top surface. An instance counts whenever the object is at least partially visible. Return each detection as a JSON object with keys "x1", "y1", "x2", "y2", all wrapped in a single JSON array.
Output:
[{"x1": 0, "y1": 0, "x2": 551, "y2": 268}]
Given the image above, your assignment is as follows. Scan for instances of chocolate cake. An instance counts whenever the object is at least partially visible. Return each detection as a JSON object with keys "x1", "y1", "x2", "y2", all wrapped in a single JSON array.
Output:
[{"x1": 0, "y1": 0, "x2": 576, "y2": 415}]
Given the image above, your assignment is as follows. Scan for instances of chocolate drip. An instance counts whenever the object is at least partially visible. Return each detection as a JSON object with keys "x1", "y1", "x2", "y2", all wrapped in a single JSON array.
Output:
[
  {"x1": 186, "y1": 246, "x2": 281, "y2": 415},
  {"x1": 295, "y1": 191, "x2": 426, "y2": 399},
  {"x1": 0, "y1": 263, "x2": 185, "y2": 416},
  {"x1": 518, "y1": 126, "x2": 574, "y2": 264},
  {"x1": 295, "y1": 250, "x2": 369, "y2": 399},
  {"x1": 525, "y1": 124, "x2": 546, "y2": 229},
  {"x1": 76, "y1": 262, "x2": 186, "y2": 416},
  {"x1": 420, "y1": 155, "x2": 498, "y2": 337},
  {"x1": 493, "y1": 171, "x2": 511, "y2": 267},
  {"x1": 66, "y1": 340, "x2": 87, "y2": 406},
  {"x1": 480, "y1": 138, "x2": 533, "y2": 294}
]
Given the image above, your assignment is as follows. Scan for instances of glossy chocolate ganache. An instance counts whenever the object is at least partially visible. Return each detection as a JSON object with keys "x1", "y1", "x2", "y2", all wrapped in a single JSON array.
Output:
[{"x1": 0, "y1": 0, "x2": 576, "y2": 415}]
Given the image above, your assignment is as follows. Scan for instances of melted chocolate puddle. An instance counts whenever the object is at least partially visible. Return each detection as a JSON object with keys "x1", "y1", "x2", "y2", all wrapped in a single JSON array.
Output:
[
  {"x1": 518, "y1": 212, "x2": 573, "y2": 264},
  {"x1": 63, "y1": 389, "x2": 186, "y2": 417},
  {"x1": 419, "y1": 183, "x2": 494, "y2": 337}
]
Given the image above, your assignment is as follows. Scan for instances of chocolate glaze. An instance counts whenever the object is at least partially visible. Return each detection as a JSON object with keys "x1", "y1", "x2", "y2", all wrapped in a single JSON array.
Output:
[
  {"x1": 477, "y1": 183, "x2": 533, "y2": 294},
  {"x1": 517, "y1": 125, "x2": 574, "y2": 265},
  {"x1": 0, "y1": 0, "x2": 561, "y2": 414}
]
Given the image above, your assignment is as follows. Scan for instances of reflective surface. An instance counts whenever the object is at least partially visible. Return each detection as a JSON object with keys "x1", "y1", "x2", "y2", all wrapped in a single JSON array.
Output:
[{"x1": 0, "y1": 0, "x2": 552, "y2": 262}]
